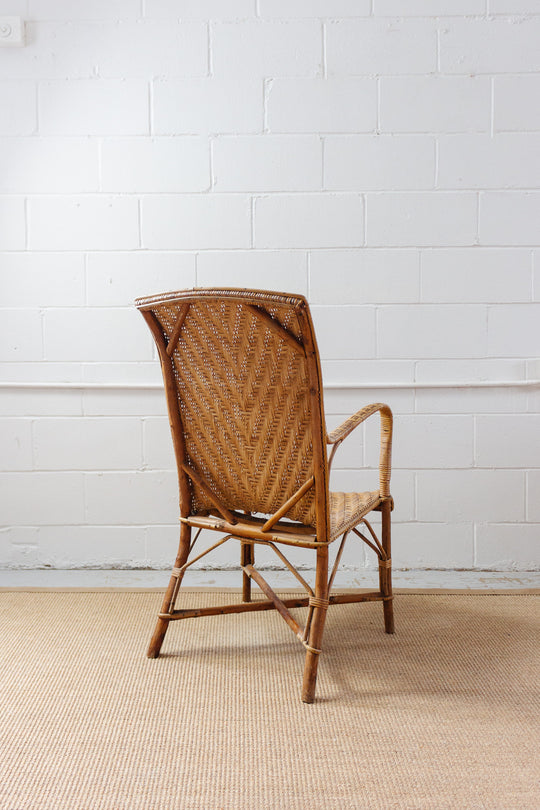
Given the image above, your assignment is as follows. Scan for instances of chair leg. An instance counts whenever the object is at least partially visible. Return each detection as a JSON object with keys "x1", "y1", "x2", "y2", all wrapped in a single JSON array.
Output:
[
  {"x1": 301, "y1": 547, "x2": 329, "y2": 704},
  {"x1": 147, "y1": 522, "x2": 192, "y2": 658},
  {"x1": 380, "y1": 500, "x2": 395, "y2": 634},
  {"x1": 241, "y1": 541, "x2": 254, "y2": 602}
]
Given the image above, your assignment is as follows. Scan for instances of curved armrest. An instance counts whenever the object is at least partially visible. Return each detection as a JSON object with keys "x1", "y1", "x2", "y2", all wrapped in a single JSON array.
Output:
[{"x1": 326, "y1": 402, "x2": 393, "y2": 498}]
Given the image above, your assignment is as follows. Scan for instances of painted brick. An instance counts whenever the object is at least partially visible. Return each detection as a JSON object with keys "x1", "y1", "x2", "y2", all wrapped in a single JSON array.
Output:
[
  {"x1": 367, "y1": 193, "x2": 477, "y2": 247},
  {"x1": 0, "y1": 81, "x2": 36, "y2": 135},
  {"x1": 380, "y1": 78, "x2": 490, "y2": 134},
  {"x1": 374, "y1": 0, "x2": 485, "y2": 14},
  {"x1": 326, "y1": 19, "x2": 437, "y2": 76},
  {"x1": 254, "y1": 193, "x2": 363, "y2": 248},
  {"x1": 101, "y1": 137, "x2": 210, "y2": 193},
  {"x1": 417, "y1": 470, "x2": 525, "y2": 523},
  {"x1": 0, "y1": 311, "x2": 43, "y2": 362},
  {"x1": 10, "y1": 19, "x2": 207, "y2": 82},
  {"x1": 145, "y1": 0, "x2": 254, "y2": 17},
  {"x1": 0, "y1": 390, "x2": 83, "y2": 418},
  {"x1": 152, "y1": 79, "x2": 263, "y2": 134},
  {"x1": 488, "y1": 304, "x2": 540, "y2": 359},
  {"x1": 439, "y1": 17, "x2": 540, "y2": 74},
  {"x1": 324, "y1": 387, "x2": 415, "y2": 415},
  {"x1": 321, "y1": 360, "x2": 415, "y2": 387},
  {"x1": 81, "y1": 363, "x2": 161, "y2": 386},
  {"x1": 377, "y1": 305, "x2": 487, "y2": 359},
  {"x1": 438, "y1": 135, "x2": 540, "y2": 190},
  {"x1": 87, "y1": 252, "x2": 196, "y2": 306},
  {"x1": 366, "y1": 414, "x2": 474, "y2": 469},
  {"x1": 324, "y1": 135, "x2": 435, "y2": 191},
  {"x1": 0, "y1": 472, "x2": 85, "y2": 525},
  {"x1": 142, "y1": 194, "x2": 251, "y2": 250},
  {"x1": 0, "y1": 0, "x2": 27, "y2": 13},
  {"x1": 420, "y1": 249, "x2": 532, "y2": 303},
  {"x1": 82, "y1": 389, "x2": 168, "y2": 418},
  {"x1": 310, "y1": 249, "x2": 420, "y2": 304},
  {"x1": 0, "y1": 138, "x2": 99, "y2": 194},
  {"x1": 479, "y1": 192, "x2": 540, "y2": 246},
  {"x1": 0, "y1": 527, "x2": 39, "y2": 568},
  {"x1": 96, "y1": 21, "x2": 208, "y2": 79},
  {"x1": 213, "y1": 135, "x2": 322, "y2": 191},
  {"x1": 394, "y1": 523, "x2": 474, "y2": 570},
  {"x1": 494, "y1": 76, "x2": 540, "y2": 133},
  {"x1": 310, "y1": 306, "x2": 376, "y2": 359},
  {"x1": 0, "y1": 197, "x2": 26, "y2": 250},
  {"x1": 28, "y1": 196, "x2": 140, "y2": 251},
  {"x1": 415, "y1": 359, "x2": 526, "y2": 384},
  {"x1": 43, "y1": 308, "x2": 153, "y2": 362},
  {"x1": 212, "y1": 21, "x2": 322, "y2": 77},
  {"x1": 39, "y1": 80, "x2": 149, "y2": 136},
  {"x1": 36, "y1": 525, "x2": 147, "y2": 569},
  {"x1": 527, "y1": 471, "x2": 540, "y2": 522},
  {"x1": 475, "y1": 524, "x2": 539, "y2": 570},
  {"x1": 0, "y1": 1, "x2": 538, "y2": 578},
  {"x1": 267, "y1": 78, "x2": 376, "y2": 134},
  {"x1": 489, "y1": 0, "x2": 539, "y2": 11},
  {"x1": 196, "y1": 251, "x2": 308, "y2": 293},
  {"x1": 144, "y1": 525, "x2": 181, "y2": 569},
  {"x1": 33, "y1": 417, "x2": 143, "y2": 471},
  {"x1": 27, "y1": 1, "x2": 140, "y2": 19},
  {"x1": 0, "y1": 419, "x2": 33, "y2": 471},
  {"x1": 415, "y1": 387, "x2": 528, "y2": 415},
  {"x1": 476, "y1": 415, "x2": 540, "y2": 469},
  {"x1": 0, "y1": 22, "x2": 99, "y2": 80},
  {"x1": 0, "y1": 254, "x2": 85, "y2": 307},
  {"x1": 85, "y1": 471, "x2": 178, "y2": 525},
  {"x1": 143, "y1": 418, "x2": 176, "y2": 470},
  {"x1": 258, "y1": 0, "x2": 371, "y2": 15}
]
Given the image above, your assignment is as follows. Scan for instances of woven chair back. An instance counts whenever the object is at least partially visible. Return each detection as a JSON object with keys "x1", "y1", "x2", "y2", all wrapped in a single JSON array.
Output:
[{"x1": 136, "y1": 289, "x2": 329, "y2": 531}]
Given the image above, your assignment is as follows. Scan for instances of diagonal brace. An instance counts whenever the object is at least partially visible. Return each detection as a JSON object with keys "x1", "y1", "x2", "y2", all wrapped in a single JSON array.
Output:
[{"x1": 242, "y1": 564, "x2": 305, "y2": 642}]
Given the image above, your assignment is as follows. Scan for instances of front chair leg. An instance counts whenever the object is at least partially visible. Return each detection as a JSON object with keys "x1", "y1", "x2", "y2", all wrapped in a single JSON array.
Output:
[
  {"x1": 380, "y1": 499, "x2": 395, "y2": 634},
  {"x1": 147, "y1": 522, "x2": 192, "y2": 658},
  {"x1": 301, "y1": 547, "x2": 329, "y2": 704}
]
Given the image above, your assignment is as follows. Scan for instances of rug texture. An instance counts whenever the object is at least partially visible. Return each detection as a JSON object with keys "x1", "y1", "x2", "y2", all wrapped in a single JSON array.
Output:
[{"x1": 0, "y1": 590, "x2": 538, "y2": 810}]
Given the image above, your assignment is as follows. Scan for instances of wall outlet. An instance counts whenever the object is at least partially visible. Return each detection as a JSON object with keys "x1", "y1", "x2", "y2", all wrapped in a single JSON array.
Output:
[{"x1": 0, "y1": 17, "x2": 25, "y2": 47}]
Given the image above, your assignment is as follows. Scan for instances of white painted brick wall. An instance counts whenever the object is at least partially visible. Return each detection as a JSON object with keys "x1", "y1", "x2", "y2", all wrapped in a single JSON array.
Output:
[
  {"x1": 380, "y1": 77, "x2": 490, "y2": 133},
  {"x1": 28, "y1": 196, "x2": 140, "y2": 251},
  {"x1": 101, "y1": 138, "x2": 210, "y2": 193},
  {"x1": 213, "y1": 135, "x2": 322, "y2": 191},
  {"x1": 0, "y1": 1, "x2": 538, "y2": 577},
  {"x1": 211, "y1": 20, "x2": 322, "y2": 77},
  {"x1": 267, "y1": 78, "x2": 377, "y2": 133},
  {"x1": 39, "y1": 80, "x2": 150, "y2": 135},
  {"x1": 0, "y1": 81, "x2": 36, "y2": 135},
  {"x1": 254, "y1": 193, "x2": 363, "y2": 248},
  {"x1": 324, "y1": 135, "x2": 435, "y2": 191}
]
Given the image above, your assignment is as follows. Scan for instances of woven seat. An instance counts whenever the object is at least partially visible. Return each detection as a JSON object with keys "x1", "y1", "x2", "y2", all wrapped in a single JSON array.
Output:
[
  {"x1": 136, "y1": 288, "x2": 395, "y2": 703},
  {"x1": 329, "y1": 491, "x2": 382, "y2": 539}
]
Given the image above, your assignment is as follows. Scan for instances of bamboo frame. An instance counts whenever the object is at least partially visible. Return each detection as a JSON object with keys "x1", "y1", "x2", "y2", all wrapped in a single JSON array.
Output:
[{"x1": 136, "y1": 288, "x2": 395, "y2": 703}]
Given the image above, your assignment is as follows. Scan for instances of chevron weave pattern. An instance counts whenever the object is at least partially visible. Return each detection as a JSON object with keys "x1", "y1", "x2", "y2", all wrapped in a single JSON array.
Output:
[{"x1": 154, "y1": 298, "x2": 316, "y2": 525}]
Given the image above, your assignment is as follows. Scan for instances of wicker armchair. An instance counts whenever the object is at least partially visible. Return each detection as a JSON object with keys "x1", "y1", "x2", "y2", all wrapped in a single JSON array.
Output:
[{"x1": 136, "y1": 288, "x2": 394, "y2": 703}]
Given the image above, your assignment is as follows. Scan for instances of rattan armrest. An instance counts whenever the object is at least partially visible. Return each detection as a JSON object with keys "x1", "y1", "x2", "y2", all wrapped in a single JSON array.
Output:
[{"x1": 326, "y1": 402, "x2": 393, "y2": 497}]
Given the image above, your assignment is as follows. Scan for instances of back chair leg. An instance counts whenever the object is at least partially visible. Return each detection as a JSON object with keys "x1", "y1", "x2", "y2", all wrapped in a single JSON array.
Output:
[
  {"x1": 301, "y1": 547, "x2": 329, "y2": 704},
  {"x1": 380, "y1": 500, "x2": 395, "y2": 635},
  {"x1": 241, "y1": 541, "x2": 254, "y2": 602},
  {"x1": 147, "y1": 522, "x2": 192, "y2": 658}
]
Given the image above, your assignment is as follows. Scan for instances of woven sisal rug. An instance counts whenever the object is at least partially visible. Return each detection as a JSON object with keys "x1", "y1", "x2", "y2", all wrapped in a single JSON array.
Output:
[{"x1": 0, "y1": 590, "x2": 538, "y2": 809}]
